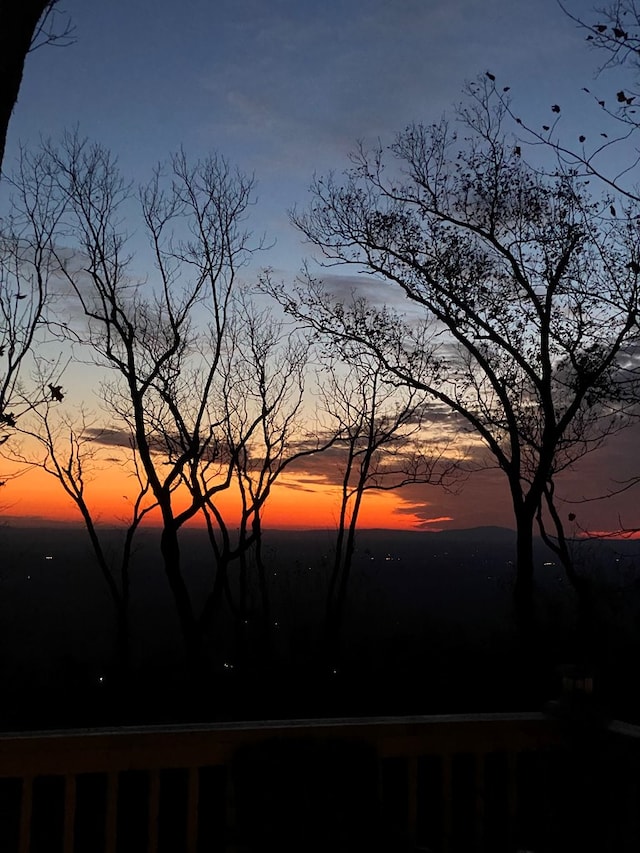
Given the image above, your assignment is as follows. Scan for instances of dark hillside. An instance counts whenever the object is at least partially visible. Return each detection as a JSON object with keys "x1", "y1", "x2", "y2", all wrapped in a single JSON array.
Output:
[{"x1": 0, "y1": 525, "x2": 639, "y2": 729}]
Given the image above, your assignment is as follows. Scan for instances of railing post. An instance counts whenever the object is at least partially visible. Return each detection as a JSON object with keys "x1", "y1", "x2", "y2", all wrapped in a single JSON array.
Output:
[
  {"x1": 19, "y1": 776, "x2": 32, "y2": 853},
  {"x1": 147, "y1": 769, "x2": 160, "y2": 853},
  {"x1": 64, "y1": 774, "x2": 76, "y2": 853},
  {"x1": 507, "y1": 750, "x2": 518, "y2": 851},
  {"x1": 474, "y1": 752, "x2": 485, "y2": 852},
  {"x1": 442, "y1": 754, "x2": 453, "y2": 853},
  {"x1": 407, "y1": 756, "x2": 418, "y2": 847},
  {"x1": 105, "y1": 771, "x2": 118, "y2": 853},
  {"x1": 225, "y1": 765, "x2": 237, "y2": 849},
  {"x1": 186, "y1": 767, "x2": 199, "y2": 853}
]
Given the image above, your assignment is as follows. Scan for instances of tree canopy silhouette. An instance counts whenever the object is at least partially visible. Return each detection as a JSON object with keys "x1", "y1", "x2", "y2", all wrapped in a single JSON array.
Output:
[{"x1": 269, "y1": 81, "x2": 640, "y2": 636}]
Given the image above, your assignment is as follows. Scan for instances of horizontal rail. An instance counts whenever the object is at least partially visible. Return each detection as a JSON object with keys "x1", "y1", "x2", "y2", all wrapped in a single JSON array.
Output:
[
  {"x1": 0, "y1": 712, "x2": 562, "y2": 777},
  {"x1": 2, "y1": 713, "x2": 634, "y2": 852}
]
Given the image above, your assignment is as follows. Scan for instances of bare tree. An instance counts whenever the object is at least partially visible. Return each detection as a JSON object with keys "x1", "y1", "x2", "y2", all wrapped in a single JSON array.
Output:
[
  {"x1": 31, "y1": 133, "x2": 259, "y2": 664},
  {"x1": 199, "y1": 294, "x2": 332, "y2": 665},
  {"x1": 0, "y1": 0, "x2": 74, "y2": 172},
  {"x1": 5, "y1": 401, "x2": 155, "y2": 678},
  {"x1": 486, "y1": 1, "x2": 640, "y2": 534},
  {"x1": 271, "y1": 85, "x2": 640, "y2": 638},
  {"x1": 1, "y1": 146, "x2": 66, "y2": 445},
  {"x1": 484, "y1": 3, "x2": 640, "y2": 205},
  {"x1": 318, "y1": 349, "x2": 459, "y2": 666}
]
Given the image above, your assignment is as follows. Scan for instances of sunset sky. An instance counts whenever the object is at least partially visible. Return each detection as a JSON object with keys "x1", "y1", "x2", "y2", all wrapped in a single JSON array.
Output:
[{"x1": 2, "y1": 0, "x2": 640, "y2": 534}]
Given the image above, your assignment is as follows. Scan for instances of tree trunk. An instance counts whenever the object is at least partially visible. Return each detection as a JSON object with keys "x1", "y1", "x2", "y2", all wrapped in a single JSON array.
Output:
[
  {"x1": 76, "y1": 504, "x2": 132, "y2": 683},
  {"x1": 325, "y1": 521, "x2": 347, "y2": 669},
  {"x1": 330, "y1": 503, "x2": 361, "y2": 664},
  {"x1": 326, "y1": 465, "x2": 368, "y2": 670},
  {"x1": 537, "y1": 488, "x2": 596, "y2": 663},
  {"x1": 0, "y1": 1, "x2": 52, "y2": 171},
  {"x1": 235, "y1": 525, "x2": 250, "y2": 670},
  {"x1": 327, "y1": 486, "x2": 349, "y2": 631},
  {"x1": 114, "y1": 601, "x2": 130, "y2": 684},
  {"x1": 159, "y1": 524, "x2": 202, "y2": 664},
  {"x1": 514, "y1": 511, "x2": 536, "y2": 665},
  {"x1": 198, "y1": 556, "x2": 230, "y2": 634},
  {"x1": 253, "y1": 514, "x2": 272, "y2": 661}
]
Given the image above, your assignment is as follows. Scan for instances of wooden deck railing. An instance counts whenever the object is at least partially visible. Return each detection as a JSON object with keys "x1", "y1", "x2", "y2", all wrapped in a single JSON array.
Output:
[{"x1": 0, "y1": 711, "x2": 624, "y2": 852}]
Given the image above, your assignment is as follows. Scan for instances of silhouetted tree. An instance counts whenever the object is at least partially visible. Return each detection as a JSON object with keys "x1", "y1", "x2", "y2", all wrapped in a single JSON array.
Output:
[
  {"x1": 318, "y1": 350, "x2": 458, "y2": 667},
  {"x1": 0, "y1": 146, "x2": 66, "y2": 445},
  {"x1": 30, "y1": 133, "x2": 260, "y2": 665},
  {"x1": 198, "y1": 294, "x2": 333, "y2": 666},
  {"x1": 6, "y1": 401, "x2": 155, "y2": 679},
  {"x1": 487, "y1": 1, "x2": 640, "y2": 538},
  {"x1": 271, "y1": 84, "x2": 640, "y2": 641}
]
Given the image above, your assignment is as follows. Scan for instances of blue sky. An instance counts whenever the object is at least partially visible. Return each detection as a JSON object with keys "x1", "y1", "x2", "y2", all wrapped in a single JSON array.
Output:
[
  {"x1": 6, "y1": 0, "x2": 605, "y2": 278},
  {"x1": 6, "y1": 0, "x2": 640, "y2": 533}
]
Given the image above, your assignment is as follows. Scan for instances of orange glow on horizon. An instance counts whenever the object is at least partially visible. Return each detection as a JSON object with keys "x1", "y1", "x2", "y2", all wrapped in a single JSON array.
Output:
[
  {"x1": 1, "y1": 460, "x2": 442, "y2": 531},
  {"x1": 6, "y1": 460, "x2": 640, "y2": 537},
  {"x1": 580, "y1": 529, "x2": 640, "y2": 541}
]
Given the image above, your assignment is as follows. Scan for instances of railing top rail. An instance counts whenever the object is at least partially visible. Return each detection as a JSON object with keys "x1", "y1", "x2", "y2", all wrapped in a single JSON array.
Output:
[
  {"x1": 0, "y1": 711, "x2": 552, "y2": 742},
  {"x1": 0, "y1": 712, "x2": 578, "y2": 778}
]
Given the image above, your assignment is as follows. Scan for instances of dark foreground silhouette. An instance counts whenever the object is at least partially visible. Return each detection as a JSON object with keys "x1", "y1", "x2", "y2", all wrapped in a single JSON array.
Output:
[{"x1": 0, "y1": 526, "x2": 639, "y2": 730}]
